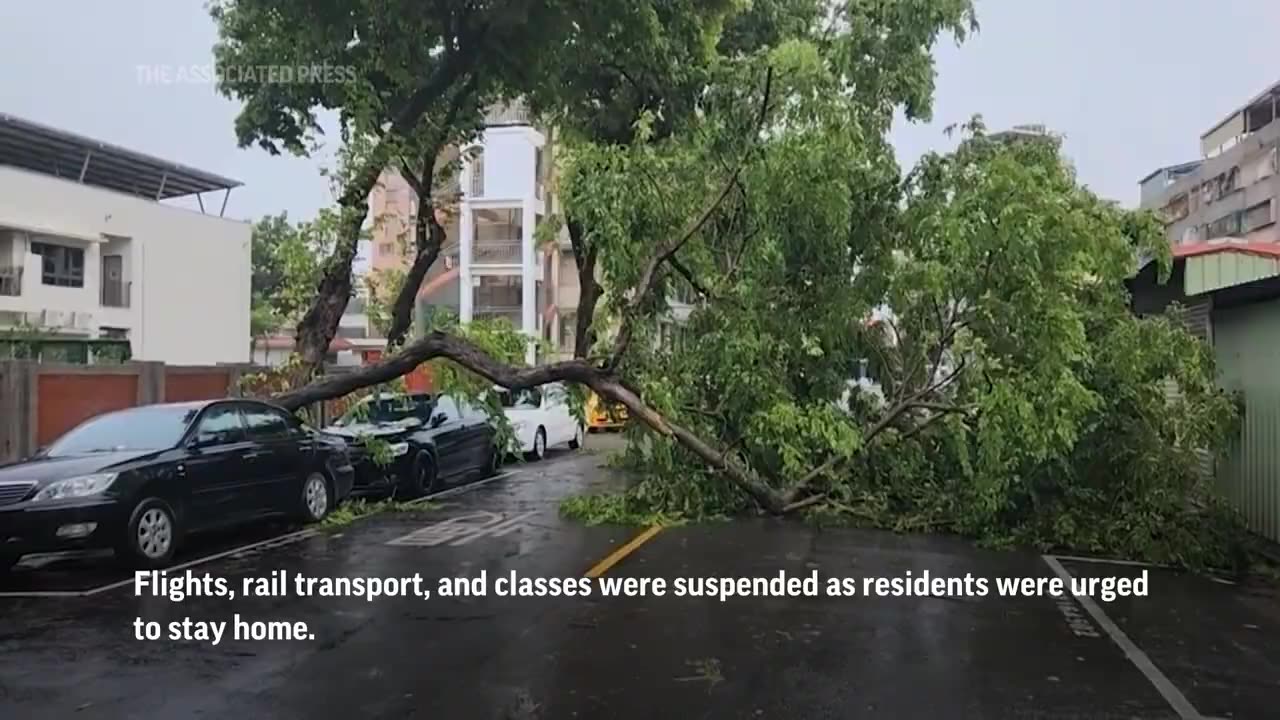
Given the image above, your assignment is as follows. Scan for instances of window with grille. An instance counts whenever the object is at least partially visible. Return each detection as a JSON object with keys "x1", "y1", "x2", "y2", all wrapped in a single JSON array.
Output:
[{"x1": 31, "y1": 242, "x2": 84, "y2": 287}]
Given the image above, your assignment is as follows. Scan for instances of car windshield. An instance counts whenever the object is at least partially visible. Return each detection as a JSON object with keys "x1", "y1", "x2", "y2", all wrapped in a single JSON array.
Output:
[
  {"x1": 336, "y1": 395, "x2": 429, "y2": 426},
  {"x1": 497, "y1": 388, "x2": 541, "y2": 409},
  {"x1": 44, "y1": 405, "x2": 200, "y2": 456}
]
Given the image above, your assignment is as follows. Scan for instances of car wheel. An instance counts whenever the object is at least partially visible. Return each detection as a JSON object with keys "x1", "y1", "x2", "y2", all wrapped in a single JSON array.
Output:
[
  {"x1": 568, "y1": 424, "x2": 584, "y2": 450},
  {"x1": 402, "y1": 452, "x2": 439, "y2": 498},
  {"x1": 485, "y1": 442, "x2": 503, "y2": 477},
  {"x1": 524, "y1": 427, "x2": 547, "y2": 462},
  {"x1": 118, "y1": 498, "x2": 179, "y2": 569},
  {"x1": 299, "y1": 472, "x2": 333, "y2": 523}
]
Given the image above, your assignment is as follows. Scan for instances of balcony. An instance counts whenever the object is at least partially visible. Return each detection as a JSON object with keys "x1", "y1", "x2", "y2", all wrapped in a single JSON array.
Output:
[
  {"x1": 0, "y1": 266, "x2": 20, "y2": 296},
  {"x1": 473, "y1": 305, "x2": 522, "y2": 326},
  {"x1": 472, "y1": 241, "x2": 522, "y2": 265},
  {"x1": 101, "y1": 279, "x2": 131, "y2": 308},
  {"x1": 484, "y1": 101, "x2": 531, "y2": 127}
]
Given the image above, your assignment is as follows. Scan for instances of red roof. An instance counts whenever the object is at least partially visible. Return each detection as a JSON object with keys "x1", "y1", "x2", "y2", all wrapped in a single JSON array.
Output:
[{"x1": 1172, "y1": 241, "x2": 1280, "y2": 260}]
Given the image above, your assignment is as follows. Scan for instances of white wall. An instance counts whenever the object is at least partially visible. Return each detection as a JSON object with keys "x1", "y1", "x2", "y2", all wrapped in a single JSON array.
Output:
[
  {"x1": 477, "y1": 127, "x2": 542, "y2": 200},
  {"x1": 0, "y1": 166, "x2": 251, "y2": 364}
]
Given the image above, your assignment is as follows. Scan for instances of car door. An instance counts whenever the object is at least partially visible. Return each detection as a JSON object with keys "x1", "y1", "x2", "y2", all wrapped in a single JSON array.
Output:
[
  {"x1": 428, "y1": 396, "x2": 470, "y2": 479},
  {"x1": 542, "y1": 384, "x2": 576, "y2": 446},
  {"x1": 182, "y1": 404, "x2": 254, "y2": 529},
  {"x1": 458, "y1": 400, "x2": 495, "y2": 470},
  {"x1": 237, "y1": 402, "x2": 307, "y2": 512}
]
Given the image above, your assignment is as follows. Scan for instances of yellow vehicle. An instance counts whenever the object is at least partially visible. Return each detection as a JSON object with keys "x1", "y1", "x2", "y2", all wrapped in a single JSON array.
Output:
[{"x1": 586, "y1": 391, "x2": 628, "y2": 432}]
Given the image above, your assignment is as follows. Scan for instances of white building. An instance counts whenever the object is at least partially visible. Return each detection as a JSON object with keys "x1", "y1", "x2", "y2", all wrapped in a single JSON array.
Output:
[
  {"x1": 457, "y1": 103, "x2": 550, "y2": 364},
  {"x1": 0, "y1": 114, "x2": 251, "y2": 365},
  {"x1": 371, "y1": 102, "x2": 695, "y2": 365}
]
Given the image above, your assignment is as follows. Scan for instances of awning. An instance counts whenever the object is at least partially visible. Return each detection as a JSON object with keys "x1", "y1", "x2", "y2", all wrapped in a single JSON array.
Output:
[
  {"x1": 1174, "y1": 241, "x2": 1280, "y2": 295},
  {"x1": 0, "y1": 114, "x2": 241, "y2": 201}
]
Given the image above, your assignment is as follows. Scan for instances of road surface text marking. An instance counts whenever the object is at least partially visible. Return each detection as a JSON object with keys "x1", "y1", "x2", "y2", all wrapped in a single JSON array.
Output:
[
  {"x1": 386, "y1": 510, "x2": 537, "y2": 547},
  {"x1": 1043, "y1": 555, "x2": 1206, "y2": 720},
  {"x1": 585, "y1": 525, "x2": 664, "y2": 578}
]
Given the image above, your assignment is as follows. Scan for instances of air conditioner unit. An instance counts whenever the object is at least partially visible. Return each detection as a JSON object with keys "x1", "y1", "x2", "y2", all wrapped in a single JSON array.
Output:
[
  {"x1": 72, "y1": 312, "x2": 92, "y2": 330},
  {"x1": 42, "y1": 310, "x2": 66, "y2": 328}
]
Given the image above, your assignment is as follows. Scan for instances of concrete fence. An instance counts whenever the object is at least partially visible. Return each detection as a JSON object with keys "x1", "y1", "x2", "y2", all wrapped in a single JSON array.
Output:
[{"x1": 0, "y1": 361, "x2": 253, "y2": 464}]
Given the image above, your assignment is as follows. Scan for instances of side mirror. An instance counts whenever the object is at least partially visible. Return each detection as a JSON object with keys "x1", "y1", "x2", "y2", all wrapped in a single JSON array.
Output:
[{"x1": 188, "y1": 435, "x2": 216, "y2": 451}]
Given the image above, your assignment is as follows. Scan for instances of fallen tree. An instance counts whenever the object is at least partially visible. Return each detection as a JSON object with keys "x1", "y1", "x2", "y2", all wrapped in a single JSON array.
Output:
[{"x1": 220, "y1": 1, "x2": 1248, "y2": 569}]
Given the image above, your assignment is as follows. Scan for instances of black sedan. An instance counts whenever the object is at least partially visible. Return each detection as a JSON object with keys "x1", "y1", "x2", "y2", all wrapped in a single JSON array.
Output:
[
  {"x1": 0, "y1": 399, "x2": 355, "y2": 571},
  {"x1": 321, "y1": 392, "x2": 500, "y2": 498}
]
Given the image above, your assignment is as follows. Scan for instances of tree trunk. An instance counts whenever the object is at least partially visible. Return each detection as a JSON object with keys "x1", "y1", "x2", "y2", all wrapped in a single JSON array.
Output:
[
  {"x1": 271, "y1": 330, "x2": 790, "y2": 513},
  {"x1": 568, "y1": 220, "x2": 601, "y2": 359},
  {"x1": 385, "y1": 212, "x2": 446, "y2": 348}
]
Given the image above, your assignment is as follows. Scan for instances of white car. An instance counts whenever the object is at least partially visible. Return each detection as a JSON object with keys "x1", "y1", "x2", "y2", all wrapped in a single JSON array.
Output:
[{"x1": 498, "y1": 383, "x2": 584, "y2": 460}]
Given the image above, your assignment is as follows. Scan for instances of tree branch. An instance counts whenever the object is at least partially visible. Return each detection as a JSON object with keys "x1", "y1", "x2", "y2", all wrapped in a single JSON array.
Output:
[
  {"x1": 605, "y1": 67, "x2": 773, "y2": 370},
  {"x1": 293, "y1": 25, "x2": 488, "y2": 371},
  {"x1": 385, "y1": 74, "x2": 481, "y2": 347},
  {"x1": 272, "y1": 329, "x2": 790, "y2": 514}
]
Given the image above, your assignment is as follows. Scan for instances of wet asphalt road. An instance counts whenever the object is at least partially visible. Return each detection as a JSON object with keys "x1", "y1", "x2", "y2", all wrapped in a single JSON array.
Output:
[{"x1": 1, "y1": 433, "x2": 1278, "y2": 719}]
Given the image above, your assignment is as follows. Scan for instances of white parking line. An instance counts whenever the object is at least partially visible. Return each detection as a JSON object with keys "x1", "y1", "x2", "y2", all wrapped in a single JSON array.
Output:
[
  {"x1": 407, "y1": 470, "x2": 516, "y2": 504},
  {"x1": 0, "y1": 470, "x2": 522, "y2": 599},
  {"x1": 1043, "y1": 555, "x2": 1208, "y2": 720},
  {"x1": 1047, "y1": 553, "x2": 1169, "y2": 569}
]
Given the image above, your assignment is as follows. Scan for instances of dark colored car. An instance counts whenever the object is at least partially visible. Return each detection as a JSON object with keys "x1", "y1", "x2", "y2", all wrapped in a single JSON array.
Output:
[
  {"x1": 0, "y1": 399, "x2": 355, "y2": 572},
  {"x1": 321, "y1": 392, "x2": 500, "y2": 498}
]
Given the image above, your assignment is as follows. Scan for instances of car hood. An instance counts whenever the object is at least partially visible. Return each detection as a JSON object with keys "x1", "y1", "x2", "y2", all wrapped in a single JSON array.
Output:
[
  {"x1": 320, "y1": 421, "x2": 417, "y2": 441},
  {"x1": 0, "y1": 450, "x2": 155, "y2": 487}
]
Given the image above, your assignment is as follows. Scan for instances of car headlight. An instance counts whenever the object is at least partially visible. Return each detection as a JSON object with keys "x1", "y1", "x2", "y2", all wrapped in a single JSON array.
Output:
[
  {"x1": 388, "y1": 442, "x2": 410, "y2": 457},
  {"x1": 32, "y1": 473, "x2": 119, "y2": 502}
]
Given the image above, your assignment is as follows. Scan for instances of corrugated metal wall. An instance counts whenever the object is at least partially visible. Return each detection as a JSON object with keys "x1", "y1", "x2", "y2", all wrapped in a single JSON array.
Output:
[
  {"x1": 1165, "y1": 297, "x2": 1216, "y2": 479},
  {"x1": 1214, "y1": 297, "x2": 1280, "y2": 542}
]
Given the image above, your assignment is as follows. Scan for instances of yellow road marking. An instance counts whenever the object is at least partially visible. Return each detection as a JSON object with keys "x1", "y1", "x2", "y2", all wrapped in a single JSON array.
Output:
[{"x1": 584, "y1": 525, "x2": 664, "y2": 578}]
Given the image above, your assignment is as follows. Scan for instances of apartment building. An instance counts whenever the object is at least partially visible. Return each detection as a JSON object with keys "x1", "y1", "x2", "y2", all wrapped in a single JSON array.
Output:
[
  {"x1": 1139, "y1": 80, "x2": 1279, "y2": 246},
  {"x1": 368, "y1": 101, "x2": 699, "y2": 364},
  {"x1": 0, "y1": 114, "x2": 251, "y2": 365},
  {"x1": 369, "y1": 102, "x2": 580, "y2": 364}
]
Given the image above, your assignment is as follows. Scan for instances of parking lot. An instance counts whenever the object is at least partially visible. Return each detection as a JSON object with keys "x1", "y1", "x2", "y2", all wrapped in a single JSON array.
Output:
[{"x1": 1, "y1": 434, "x2": 1278, "y2": 719}]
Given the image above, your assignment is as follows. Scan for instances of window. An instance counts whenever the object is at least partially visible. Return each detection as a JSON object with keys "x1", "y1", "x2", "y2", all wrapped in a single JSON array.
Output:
[
  {"x1": 1245, "y1": 201, "x2": 1274, "y2": 232},
  {"x1": 543, "y1": 384, "x2": 567, "y2": 407},
  {"x1": 410, "y1": 394, "x2": 435, "y2": 420},
  {"x1": 100, "y1": 327, "x2": 129, "y2": 340},
  {"x1": 462, "y1": 401, "x2": 490, "y2": 423},
  {"x1": 1205, "y1": 210, "x2": 1244, "y2": 240},
  {"x1": 31, "y1": 242, "x2": 84, "y2": 287},
  {"x1": 44, "y1": 405, "x2": 200, "y2": 456},
  {"x1": 193, "y1": 406, "x2": 246, "y2": 446},
  {"x1": 498, "y1": 388, "x2": 541, "y2": 409},
  {"x1": 432, "y1": 396, "x2": 462, "y2": 422},
  {"x1": 242, "y1": 404, "x2": 293, "y2": 440},
  {"x1": 560, "y1": 313, "x2": 577, "y2": 353}
]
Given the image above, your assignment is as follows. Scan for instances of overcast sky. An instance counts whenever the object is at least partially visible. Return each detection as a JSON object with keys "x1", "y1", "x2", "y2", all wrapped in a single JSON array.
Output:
[{"x1": 2, "y1": 0, "x2": 1278, "y2": 225}]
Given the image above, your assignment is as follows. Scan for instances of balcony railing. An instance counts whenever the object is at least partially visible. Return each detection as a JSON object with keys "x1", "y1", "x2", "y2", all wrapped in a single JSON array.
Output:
[
  {"x1": 472, "y1": 241, "x2": 522, "y2": 265},
  {"x1": 484, "y1": 101, "x2": 531, "y2": 127},
  {"x1": 101, "y1": 279, "x2": 131, "y2": 308},
  {"x1": 0, "y1": 266, "x2": 20, "y2": 297},
  {"x1": 473, "y1": 305, "x2": 522, "y2": 326}
]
